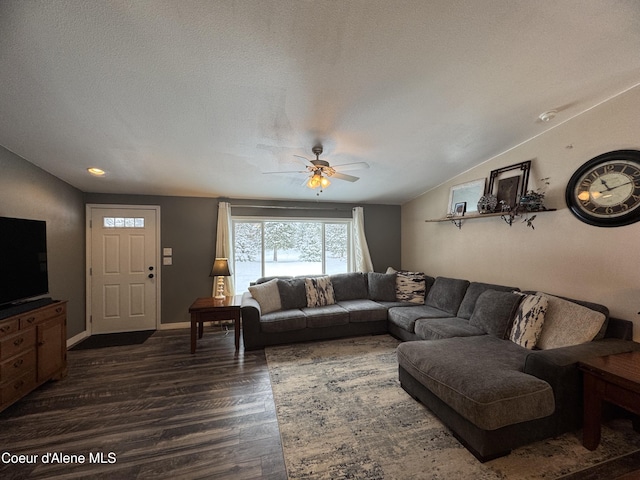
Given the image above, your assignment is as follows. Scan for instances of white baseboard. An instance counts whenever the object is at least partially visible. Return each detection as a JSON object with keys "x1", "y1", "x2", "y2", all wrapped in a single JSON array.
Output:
[{"x1": 67, "y1": 330, "x2": 89, "y2": 349}]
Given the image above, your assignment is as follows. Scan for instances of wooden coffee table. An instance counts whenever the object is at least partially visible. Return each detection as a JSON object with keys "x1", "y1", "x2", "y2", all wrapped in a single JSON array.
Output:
[
  {"x1": 578, "y1": 351, "x2": 640, "y2": 450},
  {"x1": 188, "y1": 296, "x2": 241, "y2": 353}
]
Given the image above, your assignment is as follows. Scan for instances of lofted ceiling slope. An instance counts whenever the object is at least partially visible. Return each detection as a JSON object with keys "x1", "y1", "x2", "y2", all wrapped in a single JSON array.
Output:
[{"x1": 1, "y1": 1, "x2": 640, "y2": 204}]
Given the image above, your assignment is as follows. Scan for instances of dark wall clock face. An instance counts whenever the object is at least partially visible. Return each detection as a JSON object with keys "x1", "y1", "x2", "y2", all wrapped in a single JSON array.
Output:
[{"x1": 565, "y1": 150, "x2": 640, "y2": 227}]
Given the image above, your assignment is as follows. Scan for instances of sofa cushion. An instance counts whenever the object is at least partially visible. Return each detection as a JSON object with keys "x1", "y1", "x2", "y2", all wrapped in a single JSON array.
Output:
[
  {"x1": 415, "y1": 317, "x2": 486, "y2": 340},
  {"x1": 304, "y1": 276, "x2": 336, "y2": 307},
  {"x1": 397, "y1": 336, "x2": 555, "y2": 431},
  {"x1": 248, "y1": 278, "x2": 282, "y2": 314},
  {"x1": 367, "y1": 272, "x2": 397, "y2": 302},
  {"x1": 338, "y1": 299, "x2": 388, "y2": 323},
  {"x1": 388, "y1": 305, "x2": 454, "y2": 333},
  {"x1": 330, "y1": 272, "x2": 368, "y2": 301},
  {"x1": 395, "y1": 271, "x2": 427, "y2": 303},
  {"x1": 302, "y1": 304, "x2": 349, "y2": 328},
  {"x1": 509, "y1": 293, "x2": 548, "y2": 349},
  {"x1": 535, "y1": 293, "x2": 606, "y2": 350},
  {"x1": 277, "y1": 278, "x2": 307, "y2": 310},
  {"x1": 260, "y1": 309, "x2": 306, "y2": 333},
  {"x1": 457, "y1": 282, "x2": 520, "y2": 319},
  {"x1": 425, "y1": 277, "x2": 470, "y2": 315},
  {"x1": 468, "y1": 290, "x2": 522, "y2": 338},
  {"x1": 256, "y1": 275, "x2": 292, "y2": 284}
]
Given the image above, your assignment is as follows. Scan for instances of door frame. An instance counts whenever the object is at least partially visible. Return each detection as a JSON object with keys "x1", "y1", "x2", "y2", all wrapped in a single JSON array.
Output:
[{"x1": 85, "y1": 204, "x2": 162, "y2": 335}]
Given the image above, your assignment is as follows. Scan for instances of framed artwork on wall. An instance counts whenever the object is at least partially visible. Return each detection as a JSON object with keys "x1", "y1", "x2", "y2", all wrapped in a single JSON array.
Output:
[
  {"x1": 488, "y1": 160, "x2": 531, "y2": 210},
  {"x1": 453, "y1": 202, "x2": 466, "y2": 216},
  {"x1": 448, "y1": 178, "x2": 486, "y2": 215}
]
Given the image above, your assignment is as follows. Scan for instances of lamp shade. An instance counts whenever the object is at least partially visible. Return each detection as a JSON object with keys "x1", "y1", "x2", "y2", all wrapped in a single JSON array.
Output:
[{"x1": 210, "y1": 258, "x2": 231, "y2": 277}]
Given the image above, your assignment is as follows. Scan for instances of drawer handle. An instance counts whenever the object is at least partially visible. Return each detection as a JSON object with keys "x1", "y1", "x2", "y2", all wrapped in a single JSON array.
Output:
[
  {"x1": 13, "y1": 338, "x2": 24, "y2": 347},
  {"x1": 0, "y1": 326, "x2": 10, "y2": 333},
  {"x1": 26, "y1": 316, "x2": 36, "y2": 324},
  {"x1": 14, "y1": 380, "x2": 24, "y2": 389},
  {"x1": 13, "y1": 359, "x2": 24, "y2": 368},
  {"x1": 56, "y1": 307, "x2": 63, "y2": 314}
]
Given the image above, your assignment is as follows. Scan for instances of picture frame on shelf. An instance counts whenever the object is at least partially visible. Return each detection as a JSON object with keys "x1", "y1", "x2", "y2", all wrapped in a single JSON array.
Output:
[
  {"x1": 453, "y1": 202, "x2": 466, "y2": 216},
  {"x1": 448, "y1": 178, "x2": 486, "y2": 215},
  {"x1": 488, "y1": 160, "x2": 531, "y2": 210}
]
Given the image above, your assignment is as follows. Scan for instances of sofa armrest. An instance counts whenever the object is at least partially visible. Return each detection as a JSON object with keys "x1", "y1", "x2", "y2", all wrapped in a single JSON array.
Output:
[
  {"x1": 605, "y1": 317, "x2": 634, "y2": 340},
  {"x1": 241, "y1": 292, "x2": 262, "y2": 350},
  {"x1": 523, "y1": 339, "x2": 640, "y2": 431}
]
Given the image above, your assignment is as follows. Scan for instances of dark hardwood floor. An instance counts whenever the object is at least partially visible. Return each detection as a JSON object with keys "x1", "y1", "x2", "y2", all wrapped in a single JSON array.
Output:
[
  {"x1": 3, "y1": 328, "x2": 639, "y2": 480},
  {"x1": 0, "y1": 328, "x2": 286, "y2": 480}
]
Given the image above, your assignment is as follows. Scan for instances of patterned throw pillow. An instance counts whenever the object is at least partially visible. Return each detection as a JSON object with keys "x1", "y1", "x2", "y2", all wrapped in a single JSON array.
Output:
[
  {"x1": 395, "y1": 271, "x2": 426, "y2": 304},
  {"x1": 248, "y1": 278, "x2": 282, "y2": 314},
  {"x1": 304, "y1": 276, "x2": 336, "y2": 307},
  {"x1": 509, "y1": 294, "x2": 548, "y2": 349}
]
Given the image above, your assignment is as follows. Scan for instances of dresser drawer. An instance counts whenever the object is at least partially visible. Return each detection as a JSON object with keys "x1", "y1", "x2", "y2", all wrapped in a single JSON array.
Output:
[
  {"x1": 0, "y1": 328, "x2": 36, "y2": 361},
  {"x1": 0, "y1": 348, "x2": 36, "y2": 383},
  {"x1": 18, "y1": 303, "x2": 67, "y2": 329},
  {"x1": 1, "y1": 370, "x2": 36, "y2": 406},
  {"x1": 0, "y1": 319, "x2": 19, "y2": 339}
]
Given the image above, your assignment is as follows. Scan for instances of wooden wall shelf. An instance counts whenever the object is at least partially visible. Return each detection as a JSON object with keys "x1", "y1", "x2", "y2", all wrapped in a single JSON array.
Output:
[{"x1": 425, "y1": 209, "x2": 556, "y2": 229}]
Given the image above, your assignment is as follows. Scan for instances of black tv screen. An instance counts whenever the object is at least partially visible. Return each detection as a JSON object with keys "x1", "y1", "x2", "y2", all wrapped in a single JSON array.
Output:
[{"x1": 0, "y1": 216, "x2": 49, "y2": 306}]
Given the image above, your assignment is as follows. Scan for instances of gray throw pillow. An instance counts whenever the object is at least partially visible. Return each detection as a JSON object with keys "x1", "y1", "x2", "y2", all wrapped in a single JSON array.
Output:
[
  {"x1": 368, "y1": 272, "x2": 397, "y2": 301},
  {"x1": 330, "y1": 272, "x2": 368, "y2": 301},
  {"x1": 469, "y1": 290, "x2": 522, "y2": 338},
  {"x1": 277, "y1": 278, "x2": 307, "y2": 310}
]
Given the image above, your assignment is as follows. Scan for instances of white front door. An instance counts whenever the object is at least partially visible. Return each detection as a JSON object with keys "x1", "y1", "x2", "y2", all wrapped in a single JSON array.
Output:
[{"x1": 87, "y1": 206, "x2": 160, "y2": 334}]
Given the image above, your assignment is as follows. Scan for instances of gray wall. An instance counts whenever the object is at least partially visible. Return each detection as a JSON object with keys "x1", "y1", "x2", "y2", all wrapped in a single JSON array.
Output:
[
  {"x1": 86, "y1": 195, "x2": 401, "y2": 325},
  {"x1": 0, "y1": 146, "x2": 86, "y2": 338}
]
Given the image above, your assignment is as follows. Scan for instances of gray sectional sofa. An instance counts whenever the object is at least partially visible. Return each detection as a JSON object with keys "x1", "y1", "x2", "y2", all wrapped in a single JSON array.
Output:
[{"x1": 240, "y1": 271, "x2": 640, "y2": 461}]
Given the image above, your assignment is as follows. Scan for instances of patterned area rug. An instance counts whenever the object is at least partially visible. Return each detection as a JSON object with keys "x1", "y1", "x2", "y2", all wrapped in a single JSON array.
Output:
[{"x1": 266, "y1": 335, "x2": 640, "y2": 479}]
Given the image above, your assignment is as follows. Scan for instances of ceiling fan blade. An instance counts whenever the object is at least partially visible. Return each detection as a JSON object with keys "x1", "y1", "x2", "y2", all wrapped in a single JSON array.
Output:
[
  {"x1": 332, "y1": 161, "x2": 370, "y2": 172},
  {"x1": 293, "y1": 155, "x2": 314, "y2": 167},
  {"x1": 263, "y1": 169, "x2": 308, "y2": 175},
  {"x1": 331, "y1": 172, "x2": 360, "y2": 182}
]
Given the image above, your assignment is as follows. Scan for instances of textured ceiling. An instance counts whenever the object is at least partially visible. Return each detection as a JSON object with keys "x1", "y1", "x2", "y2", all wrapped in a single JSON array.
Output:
[{"x1": 2, "y1": 1, "x2": 640, "y2": 204}]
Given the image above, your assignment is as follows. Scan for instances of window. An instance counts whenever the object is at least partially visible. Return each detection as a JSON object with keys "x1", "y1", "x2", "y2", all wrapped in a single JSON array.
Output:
[
  {"x1": 233, "y1": 219, "x2": 351, "y2": 292},
  {"x1": 102, "y1": 217, "x2": 145, "y2": 228}
]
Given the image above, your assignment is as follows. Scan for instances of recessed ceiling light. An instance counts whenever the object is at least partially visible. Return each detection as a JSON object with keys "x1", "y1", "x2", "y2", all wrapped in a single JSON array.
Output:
[
  {"x1": 87, "y1": 167, "x2": 106, "y2": 177},
  {"x1": 538, "y1": 110, "x2": 557, "y2": 122}
]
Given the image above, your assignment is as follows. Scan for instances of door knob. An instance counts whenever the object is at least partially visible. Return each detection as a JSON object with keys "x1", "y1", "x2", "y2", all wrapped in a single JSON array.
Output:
[
  {"x1": 148, "y1": 273, "x2": 154, "y2": 279},
  {"x1": 149, "y1": 266, "x2": 154, "y2": 271}
]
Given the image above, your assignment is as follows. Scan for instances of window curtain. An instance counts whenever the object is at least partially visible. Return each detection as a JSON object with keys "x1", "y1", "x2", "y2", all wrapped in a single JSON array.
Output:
[
  {"x1": 214, "y1": 201, "x2": 235, "y2": 296},
  {"x1": 352, "y1": 206, "x2": 374, "y2": 273}
]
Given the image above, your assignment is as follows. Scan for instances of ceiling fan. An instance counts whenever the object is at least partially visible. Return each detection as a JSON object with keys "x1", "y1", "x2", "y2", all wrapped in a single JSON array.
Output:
[{"x1": 264, "y1": 144, "x2": 369, "y2": 191}]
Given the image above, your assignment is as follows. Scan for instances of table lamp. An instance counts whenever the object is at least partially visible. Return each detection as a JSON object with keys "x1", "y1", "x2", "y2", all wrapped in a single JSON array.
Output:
[{"x1": 210, "y1": 258, "x2": 231, "y2": 300}]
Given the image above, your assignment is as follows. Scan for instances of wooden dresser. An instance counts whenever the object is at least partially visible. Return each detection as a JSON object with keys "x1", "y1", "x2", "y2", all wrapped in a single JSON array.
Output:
[{"x1": 0, "y1": 300, "x2": 67, "y2": 412}]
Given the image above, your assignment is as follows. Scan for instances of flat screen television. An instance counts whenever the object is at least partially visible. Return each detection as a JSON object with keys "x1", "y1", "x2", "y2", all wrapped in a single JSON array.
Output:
[{"x1": 0, "y1": 216, "x2": 49, "y2": 307}]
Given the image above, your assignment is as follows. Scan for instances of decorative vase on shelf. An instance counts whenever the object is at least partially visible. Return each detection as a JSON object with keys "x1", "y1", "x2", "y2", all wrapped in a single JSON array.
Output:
[
  {"x1": 519, "y1": 192, "x2": 545, "y2": 212},
  {"x1": 477, "y1": 194, "x2": 498, "y2": 214}
]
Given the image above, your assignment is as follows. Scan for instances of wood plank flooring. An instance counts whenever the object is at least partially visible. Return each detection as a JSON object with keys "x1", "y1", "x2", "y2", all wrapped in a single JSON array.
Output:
[
  {"x1": 0, "y1": 328, "x2": 286, "y2": 480},
  {"x1": 3, "y1": 328, "x2": 639, "y2": 480}
]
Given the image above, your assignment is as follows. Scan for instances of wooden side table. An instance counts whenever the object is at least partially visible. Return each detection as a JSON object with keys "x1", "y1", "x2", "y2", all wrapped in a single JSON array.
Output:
[
  {"x1": 188, "y1": 296, "x2": 241, "y2": 353},
  {"x1": 578, "y1": 351, "x2": 640, "y2": 450}
]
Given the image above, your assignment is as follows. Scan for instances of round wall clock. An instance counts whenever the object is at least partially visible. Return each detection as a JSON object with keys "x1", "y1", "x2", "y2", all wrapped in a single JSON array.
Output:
[{"x1": 565, "y1": 150, "x2": 640, "y2": 227}]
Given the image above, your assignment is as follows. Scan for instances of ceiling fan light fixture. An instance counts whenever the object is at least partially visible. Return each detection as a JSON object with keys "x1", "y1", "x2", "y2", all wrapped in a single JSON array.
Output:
[
  {"x1": 307, "y1": 173, "x2": 323, "y2": 189},
  {"x1": 320, "y1": 176, "x2": 331, "y2": 188}
]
